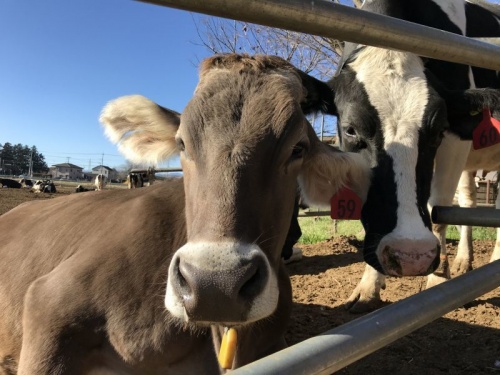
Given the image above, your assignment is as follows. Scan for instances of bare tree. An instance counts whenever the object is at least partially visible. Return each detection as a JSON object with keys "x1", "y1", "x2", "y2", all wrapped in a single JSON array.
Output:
[
  {"x1": 193, "y1": 1, "x2": 361, "y2": 80},
  {"x1": 193, "y1": 1, "x2": 361, "y2": 138}
]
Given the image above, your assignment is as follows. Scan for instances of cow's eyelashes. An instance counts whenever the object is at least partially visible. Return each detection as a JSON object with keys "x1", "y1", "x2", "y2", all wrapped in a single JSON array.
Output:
[{"x1": 176, "y1": 138, "x2": 186, "y2": 152}]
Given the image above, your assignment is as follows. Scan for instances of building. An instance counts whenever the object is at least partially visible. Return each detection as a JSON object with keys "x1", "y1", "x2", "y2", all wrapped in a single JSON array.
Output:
[
  {"x1": 92, "y1": 165, "x2": 119, "y2": 181},
  {"x1": 49, "y1": 163, "x2": 84, "y2": 180}
]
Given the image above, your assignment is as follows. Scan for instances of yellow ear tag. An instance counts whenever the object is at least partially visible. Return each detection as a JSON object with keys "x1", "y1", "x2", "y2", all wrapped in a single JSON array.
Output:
[{"x1": 218, "y1": 327, "x2": 238, "y2": 369}]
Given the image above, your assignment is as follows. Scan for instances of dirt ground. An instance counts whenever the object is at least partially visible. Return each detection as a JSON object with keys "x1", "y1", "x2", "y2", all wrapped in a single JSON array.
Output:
[{"x1": 1, "y1": 185, "x2": 499, "y2": 374}]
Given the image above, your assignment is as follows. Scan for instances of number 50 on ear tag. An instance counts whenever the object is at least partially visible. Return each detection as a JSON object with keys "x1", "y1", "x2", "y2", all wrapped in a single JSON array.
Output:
[
  {"x1": 472, "y1": 109, "x2": 500, "y2": 150},
  {"x1": 330, "y1": 187, "x2": 362, "y2": 220}
]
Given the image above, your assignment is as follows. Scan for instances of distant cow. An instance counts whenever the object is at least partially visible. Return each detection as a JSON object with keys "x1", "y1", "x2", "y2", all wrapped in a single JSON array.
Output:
[
  {"x1": 127, "y1": 172, "x2": 143, "y2": 189},
  {"x1": 94, "y1": 174, "x2": 106, "y2": 190},
  {"x1": 145, "y1": 167, "x2": 156, "y2": 186},
  {"x1": 74, "y1": 184, "x2": 92, "y2": 193},
  {"x1": 19, "y1": 178, "x2": 33, "y2": 188},
  {"x1": 0, "y1": 179, "x2": 21, "y2": 189},
  {"x1": 32, "y1": 180, "x2": 56, "y2": 193},
  {"x1": 0, "y1": 54, "x2": 370, "y2": 374}
]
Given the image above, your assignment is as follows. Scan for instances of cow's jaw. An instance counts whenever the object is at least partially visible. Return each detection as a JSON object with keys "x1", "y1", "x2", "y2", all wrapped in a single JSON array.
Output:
[
  {"x1": 165, "y1": 242, "x2": 279, "y2": 325},
  {"x1": 350, "y1": 48, "x2": 440, "y2": 276}
]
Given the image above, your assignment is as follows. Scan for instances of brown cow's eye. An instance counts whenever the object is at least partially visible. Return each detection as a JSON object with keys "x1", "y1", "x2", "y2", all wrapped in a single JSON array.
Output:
[{"x1": 291, "y1": 144, "x2": 305, "y2": 160}]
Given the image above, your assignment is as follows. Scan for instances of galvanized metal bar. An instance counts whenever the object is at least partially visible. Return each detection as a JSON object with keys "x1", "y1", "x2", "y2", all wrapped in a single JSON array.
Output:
[
  {"x1": 432, "y1": 206, "x2": 500, "y2": 227},
  {"x1": 231, "y1": 260, "x2": 500, "y2": 375},
  {"x1": 130, "y1": 168, "x2": 182, "y2": 174},
  {"x1": 139, "y1": 0, "x2": 500, "y2": 71},
  {"x1": 474, "y1": 37, "x2": 500, "y2": 46}
]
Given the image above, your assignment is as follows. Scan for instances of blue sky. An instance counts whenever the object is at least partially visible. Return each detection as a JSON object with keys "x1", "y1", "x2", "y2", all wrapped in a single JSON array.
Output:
[
  {"x1": 0, "y1": 0, "x2": 210, "y2": 170},
  {"x1": 2, "y1": 0, "x2": 500, "y2": 171}
]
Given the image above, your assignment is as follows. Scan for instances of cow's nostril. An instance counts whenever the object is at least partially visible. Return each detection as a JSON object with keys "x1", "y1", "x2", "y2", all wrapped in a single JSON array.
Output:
[
  {"x1": 384, "y1": 246, "x2": 403, "y2": 276},
  {"x1": 239, "y1": 268, "x2": 262, "y2": 299},
  {"x1": 175, "y1": 259, "x2": 193, "y2": 300}
]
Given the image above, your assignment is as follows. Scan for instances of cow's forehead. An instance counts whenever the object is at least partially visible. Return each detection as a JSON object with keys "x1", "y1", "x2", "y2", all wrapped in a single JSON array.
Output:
[
  {"x1": 346, "y1": 47, "x2": 430, "y2": 140},
  {"x1": 183, "y1": 59, "x2": 306, "y2": 143},
  {"x1": 195, "y1": 54, "x2": 304, "y2": 97}
]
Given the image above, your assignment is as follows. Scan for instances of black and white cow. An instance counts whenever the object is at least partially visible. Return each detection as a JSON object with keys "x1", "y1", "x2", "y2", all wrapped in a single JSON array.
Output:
[
  {"x1": 453, "y1": 144, "x2": 500, "y2": 274},
  {"x1": 327, "y1": 0, "x2": 500, "y2": 311}
]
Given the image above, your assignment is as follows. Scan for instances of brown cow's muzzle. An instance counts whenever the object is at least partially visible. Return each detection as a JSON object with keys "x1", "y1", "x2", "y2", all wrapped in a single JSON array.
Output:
[{"x1": 165, "y1": 242, "x2": 279, "y2": 324}]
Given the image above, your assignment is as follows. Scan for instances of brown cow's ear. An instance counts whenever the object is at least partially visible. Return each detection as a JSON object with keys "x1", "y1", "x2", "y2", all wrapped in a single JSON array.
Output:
[
  {"x1": 295, "y1": 70, "x2": 337, "y2": 115},
  {"x1": 100, "y1": 95, "x2": 181, "y2": 164},
  {"x1": 298, "y1": 138, "x2": 371, "y2": 208}
]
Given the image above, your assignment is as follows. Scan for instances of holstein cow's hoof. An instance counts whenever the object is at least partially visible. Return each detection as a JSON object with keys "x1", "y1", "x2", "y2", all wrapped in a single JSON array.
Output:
[
  {"x1": 344, "y1": 286, "x2": 386, "y2": 314},
  {"x1": 450, "y1": 258, "x2": 473, "y2": 276},
  {"x1": 425, "y1": 273, "x2": 448, "y2": 289},
  {"x1": 344, "y1": 297, "x2": 386, "y2": 314},
  {"x1": 432, "y1": 255, "x2": 450, "y2": 279}
]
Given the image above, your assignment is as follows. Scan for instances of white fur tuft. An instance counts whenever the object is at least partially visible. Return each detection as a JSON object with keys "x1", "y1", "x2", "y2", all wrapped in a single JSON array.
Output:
[
  {"x1": 99, "y1": 95, "x2": 180, "y2": 164},
  {"x1": 299, "y1": 143, "x2": 371, "y2": 208}
]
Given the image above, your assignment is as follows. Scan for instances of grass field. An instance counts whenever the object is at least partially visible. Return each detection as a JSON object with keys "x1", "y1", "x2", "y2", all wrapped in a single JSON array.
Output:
[{"x1": 298, "y1": 216, "x2": 497, "y2": 244}]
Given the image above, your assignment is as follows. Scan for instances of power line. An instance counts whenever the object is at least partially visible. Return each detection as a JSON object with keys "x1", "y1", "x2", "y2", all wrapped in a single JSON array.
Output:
[{"x1": 39, "y1": 151, "x2": 124, "y2": 157}]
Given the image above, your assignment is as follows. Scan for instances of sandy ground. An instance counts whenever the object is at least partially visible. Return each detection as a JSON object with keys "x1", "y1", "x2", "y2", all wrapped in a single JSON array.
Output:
[{"x1": 1, "y1": 185, "x2": 499, "y2": 374}]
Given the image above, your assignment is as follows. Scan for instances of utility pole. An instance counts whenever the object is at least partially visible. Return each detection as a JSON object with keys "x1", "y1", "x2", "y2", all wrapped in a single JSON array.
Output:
[{"x1": 28, "y1": 150, "x2": 33, "y2": 178}]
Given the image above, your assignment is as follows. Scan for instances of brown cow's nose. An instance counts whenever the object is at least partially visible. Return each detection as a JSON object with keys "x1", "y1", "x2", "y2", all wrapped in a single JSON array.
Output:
[{"x1": 171, "y1": 253, "x2": 268, "y2": 322}]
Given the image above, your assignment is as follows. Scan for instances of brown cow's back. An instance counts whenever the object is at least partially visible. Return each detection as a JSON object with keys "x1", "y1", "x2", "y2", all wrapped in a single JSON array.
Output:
[{"x1": 0, "y1": 179, "x2": 221, "y2": 374}]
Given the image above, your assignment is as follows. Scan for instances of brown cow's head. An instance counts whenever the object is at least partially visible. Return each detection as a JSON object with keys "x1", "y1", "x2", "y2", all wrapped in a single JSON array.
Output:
[{"x1": 100, "y1": 54, "x2": 370, "y2": 326}]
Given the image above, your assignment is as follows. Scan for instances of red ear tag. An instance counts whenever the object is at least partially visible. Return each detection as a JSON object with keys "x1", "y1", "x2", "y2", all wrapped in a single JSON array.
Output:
[
  {"x1": 330, "y1": 186, "x2": 362, "y2": 220},
  {"x1": 472, "y1": 109, "x2": 500, "y2": 150}
]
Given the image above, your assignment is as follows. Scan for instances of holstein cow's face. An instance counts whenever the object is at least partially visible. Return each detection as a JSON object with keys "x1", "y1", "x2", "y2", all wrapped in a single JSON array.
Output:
[
  {"x1": 100, "y1": 54, "x2": 370, "y2": 326},
  {"x1": 330, "y1": 47, "x2": 500, "y2": 277}
]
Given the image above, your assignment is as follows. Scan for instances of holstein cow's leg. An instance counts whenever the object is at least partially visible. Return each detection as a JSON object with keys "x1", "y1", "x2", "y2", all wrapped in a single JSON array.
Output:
[
  {"x1": 492, "y1": 182, "x2": 500, "y2": 263},
  {"x1": 451, "y1": 171, "x2": 476, "y2": 275},
  {"x1": 427, "y1": 135, "x2": 471, "y2": 288},
  {"x1": 17, "y1": 266, "x2": 101, "y2": 375},
  {"x1": 345, "y1": 264, "x2": 386, "y2": 313}
]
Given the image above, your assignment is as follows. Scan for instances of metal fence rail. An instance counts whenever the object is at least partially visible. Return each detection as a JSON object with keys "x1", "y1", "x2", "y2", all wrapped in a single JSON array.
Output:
[
  {"x1": 139, "y1": 0, "x2": 500, "y2": 71},
  {"x1": 231, "y1": 260, "x2": 500, "y2": 375},
  {"x1": 432, "y1": 206, "x2": 500, "y2": 227}
]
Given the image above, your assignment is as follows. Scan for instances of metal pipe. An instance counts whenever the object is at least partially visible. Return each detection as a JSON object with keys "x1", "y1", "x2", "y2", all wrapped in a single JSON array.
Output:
[
  {"x1": 231, "y1": 260, "x2": 500, "y2": 375},
  {"x1": 432, "y1": 206, "x2": 500, "y2": 227},
  {"x1": 139, "y1": 0, "x2": 500, "y2": 71},
  {"x1": 487, "y1": 180, "x2": 491, "y2": 204}
]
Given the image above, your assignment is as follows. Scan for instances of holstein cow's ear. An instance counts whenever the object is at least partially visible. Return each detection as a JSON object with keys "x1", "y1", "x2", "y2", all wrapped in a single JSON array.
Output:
[
  {"x1": 298, "y1": 126, "x2": 371, "y2": 208},
  {"x1": 295, "y1": 70, "x2": 337, "y2": 115},
  {"x1": 100, "y1": 95, "x2": 181, "y2": 164},
  {"x1": 426, "y1": 70, "x2": 500, "y2": 139},
  {"x1": 444, "y1": 88, "x2": 500, "y2": 140}
]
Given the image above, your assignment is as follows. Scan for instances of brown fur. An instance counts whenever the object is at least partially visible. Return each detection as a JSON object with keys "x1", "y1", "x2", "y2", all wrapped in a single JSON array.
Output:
[{"x1": 2, "y1": 53, "x2": 370, "y2": 374}]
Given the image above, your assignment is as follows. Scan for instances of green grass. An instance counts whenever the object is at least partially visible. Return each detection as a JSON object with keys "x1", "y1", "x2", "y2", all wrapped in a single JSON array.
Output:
[
  {"x1": 297, "y1": 216, "x2": 364, "y2": 244},
  {"x1": 298, "y1": 215, "x2": 497, "y2": 245},
  {"x1": 445, "y1": 225, "x2": 496, "y2": 241}
]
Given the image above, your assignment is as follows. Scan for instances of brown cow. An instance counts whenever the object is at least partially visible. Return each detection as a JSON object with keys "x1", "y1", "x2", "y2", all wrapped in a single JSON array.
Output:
[{"x1": 0, "y1": 54, "x2": 370, "y2": 374}]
